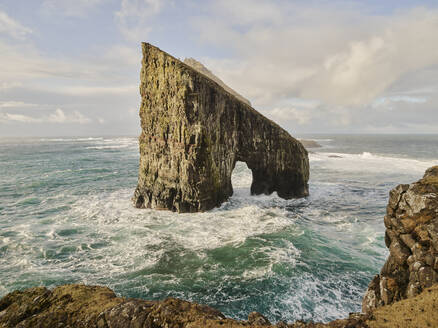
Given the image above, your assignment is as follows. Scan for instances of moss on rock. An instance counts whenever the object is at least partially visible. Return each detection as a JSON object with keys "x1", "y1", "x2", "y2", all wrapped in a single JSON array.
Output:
[{"x1": 133, "y1": 43, "x2": 309, "y2": 213}]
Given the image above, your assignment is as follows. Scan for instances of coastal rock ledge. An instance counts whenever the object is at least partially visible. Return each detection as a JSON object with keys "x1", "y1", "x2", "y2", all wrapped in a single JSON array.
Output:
[
  {"x1": 1, "y1": 283, "x2": 438, "y2": 327},
  {"x1": 363, "y1": 166, "x2": 438, "y2": 313},
  {"x1": 133, "y1": 43, "x2": 309, "y2": 213}
]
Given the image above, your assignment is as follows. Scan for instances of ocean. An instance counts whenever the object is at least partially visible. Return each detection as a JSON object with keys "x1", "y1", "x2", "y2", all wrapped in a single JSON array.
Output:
[{"x1": 1, "y1": 134, "x2": 437, "y2": 323}]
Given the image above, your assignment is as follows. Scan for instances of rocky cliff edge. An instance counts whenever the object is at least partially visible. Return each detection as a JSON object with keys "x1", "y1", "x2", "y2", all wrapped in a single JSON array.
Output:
[
  {"x1": 1, "y1": 283, "x2": 438, "y2": 328},
  {"x1": 363, "y1": 166, "x2": 438, "y2": 312}
]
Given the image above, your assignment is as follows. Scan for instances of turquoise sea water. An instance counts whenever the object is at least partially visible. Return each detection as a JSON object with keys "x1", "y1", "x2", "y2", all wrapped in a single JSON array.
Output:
[{"x1": 1, "y1": 135, "x2": 437, "y2": 323}]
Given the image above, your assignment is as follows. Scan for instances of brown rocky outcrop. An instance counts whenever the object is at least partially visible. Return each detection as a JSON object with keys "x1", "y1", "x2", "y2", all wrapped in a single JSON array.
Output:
[
  {"x1": 362, "y1": 166, "x2": 438, "y2": 313},
  {"x1": 133, "y1": 43, "x2": 309, "y2": 213},
  {"x1": 2, "y1": 283, "x2": 438, "y2": 328}
]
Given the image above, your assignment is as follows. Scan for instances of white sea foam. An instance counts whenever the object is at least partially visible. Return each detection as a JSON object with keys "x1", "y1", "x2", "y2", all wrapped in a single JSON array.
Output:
[
  {"x1": 310, "y1": 151, "x2": 438, "y2": 174},
  {"x1": 86, "y1": 145, "x2": 131, "y2": 150},
  {"x1": 2, "y1": 135, "x2": 415, "y2": 322},
  {"x1": 72, "y1": 189, "x2": 294, "y2": 252},
  {"x1": 84, "y1": 137, "x2": 138, "y2": 150},
  {"x1": 312, "y1": 138, "x2": 333, "y2": 142},
  {"x1": 277, "y1": 271, "x2": 366, "y2": 322}
]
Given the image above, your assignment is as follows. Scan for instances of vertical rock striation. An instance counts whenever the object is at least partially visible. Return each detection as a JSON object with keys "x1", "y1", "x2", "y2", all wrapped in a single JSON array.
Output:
[
  {"x1": 362, "y1": 166, "x2": 438, "y2": 313},
  {"x1": 133, "y1": 43, "x2": 309, "y2": 213}
]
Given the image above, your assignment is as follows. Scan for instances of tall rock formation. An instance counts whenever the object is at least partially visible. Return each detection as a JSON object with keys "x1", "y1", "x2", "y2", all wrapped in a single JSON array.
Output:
[
  {"x1": 362, "y1": 166, "x2": 438, "y2": 313},
  {"x1": 133, "y1": 43, "x2": 309, "y2": 213}
]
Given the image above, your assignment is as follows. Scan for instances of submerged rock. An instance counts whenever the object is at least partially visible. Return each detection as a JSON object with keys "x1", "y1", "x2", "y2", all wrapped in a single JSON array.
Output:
[
  {"x1": 1, "y1": 283, "x2": 438, "y2": 327},
  {"x1": 133, "y1": 43, "x2": 309, "y2": 213},
  {"x1": 362, "y1": 166, "x2": 438, "y2": 313}
]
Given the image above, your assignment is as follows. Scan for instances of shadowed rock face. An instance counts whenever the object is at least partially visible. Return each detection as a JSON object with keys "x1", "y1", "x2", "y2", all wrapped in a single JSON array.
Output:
[
  {"x1": 133, "y1": 43, "x2": 309, "y2": 213},
  {"x1": 362, "y1": 166, "x2": 438, "y2": 313}
]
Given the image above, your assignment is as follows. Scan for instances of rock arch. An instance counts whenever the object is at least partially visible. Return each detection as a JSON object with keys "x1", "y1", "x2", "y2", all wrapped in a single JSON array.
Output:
[{"x1": 133, "y1": 43, "x2": 309, "y2": 213}]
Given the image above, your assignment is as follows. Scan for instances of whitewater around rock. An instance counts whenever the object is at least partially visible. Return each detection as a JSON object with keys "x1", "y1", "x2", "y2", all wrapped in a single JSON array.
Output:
[{"x1": 133, "y1": 43, "x2": 309, "y2": 213}]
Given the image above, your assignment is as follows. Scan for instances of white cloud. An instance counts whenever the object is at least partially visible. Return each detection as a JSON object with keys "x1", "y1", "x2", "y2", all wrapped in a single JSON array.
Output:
[
  {"x1": 48, "y1": 108, "x2": 91, "y2": 124},
  {"x1": 41, "y1": 0, "x2": 105, "y2": 17},
  {"x1": 115, "y1": 0, "x2": 165, "y2": 42},
  {"x1": 0, "y1": 109, "x2": 91, "y2": 124},
  {"x1": 0, "y1": 11, "x2": 32, "y2": 39},
  {"x1": 0, "y1": 113, "x2": 39, "y2": 123},
  {"x1": 0, "y1": 101, "x2": 37, "y2": 108},
  {"x1": 0, "y1": 40, "x2": 101, "y2": 81},
  {"x1": 269, "y1": 107, "x2": 313, "y2": 125},
  {"x1": 212, "y1": 0, "x2": 283, "y2": 25},
  {"x1": 195, "y1": 4, "x2": 438, "y2": 109},
  {"x1": 0, "y1": 81, "x2": 22, "y2": 90},
  {"x1": 52, "y1": 85, "x2": 138, "y2": 96}
]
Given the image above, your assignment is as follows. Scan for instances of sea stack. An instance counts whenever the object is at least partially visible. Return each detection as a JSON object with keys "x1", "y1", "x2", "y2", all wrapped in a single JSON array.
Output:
[
  {"x1": 363, "y1": 166, "x2": 438, "y2": 313},
  {"x1": 133, "y1": 43, "x2": 309, "y2": 213}
]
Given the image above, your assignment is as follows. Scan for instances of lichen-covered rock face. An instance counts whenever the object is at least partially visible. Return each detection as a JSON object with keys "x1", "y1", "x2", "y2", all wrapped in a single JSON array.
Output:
[
  {"x1": 133, "y1": 43, "x2": 309, "y2": 213},
  {"x1": 362, "y1": 166, "x2": 438, "y2": 313}
]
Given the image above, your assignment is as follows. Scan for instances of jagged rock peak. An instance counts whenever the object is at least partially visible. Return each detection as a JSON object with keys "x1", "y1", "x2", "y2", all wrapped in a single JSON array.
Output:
[
  {"x1": 133, "y1": 43, "x2": 309, "y2": 213},
  {"x1": 183, "y1": 57, "x2": 251, "y2": 106},
  {"x1": 362, "y1": 165, "x2": 438, "y2": 313}
]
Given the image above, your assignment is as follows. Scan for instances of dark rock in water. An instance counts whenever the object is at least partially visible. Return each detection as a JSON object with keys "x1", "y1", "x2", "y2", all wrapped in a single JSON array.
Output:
[
  {"x1": 362, "y1": 165, "x2": 438, "y2": 313},
  {"x1": 133, "y1": 43, "x2": 309, "y2": 213},
  {"x1": 299, "y1": 139, "x2": 322, "y2": 149},
  {"x1": 328, "y1": 155, "x2": 342, "y2": 158},
  {"x1": 2, "y1": 283, "x2": 438, "y2": 327}
]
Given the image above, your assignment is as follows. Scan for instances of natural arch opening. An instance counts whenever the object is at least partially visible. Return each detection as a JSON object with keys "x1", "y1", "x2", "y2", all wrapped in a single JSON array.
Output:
[
  {"x1": 231, "y1": 161, "x2": 252, "y2": 197},
  {"x1": 133, "y1": 43, "x2": 309, "y2": 212}
]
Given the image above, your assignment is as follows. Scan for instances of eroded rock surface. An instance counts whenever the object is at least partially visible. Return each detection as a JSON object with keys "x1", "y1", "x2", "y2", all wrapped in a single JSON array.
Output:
[
  {"x1": 362, "y1": 166, "x2": 438, "y2": 313},
  {"x1": 2, "y1": 283, "x2": 438, "y2": 328},
  {"x1": 133, "y1": 43, "x2": 309, "y2": 212}
]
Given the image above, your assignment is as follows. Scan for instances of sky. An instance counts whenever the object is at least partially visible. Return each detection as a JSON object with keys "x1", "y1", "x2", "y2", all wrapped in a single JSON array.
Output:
[{"x1": 1, "y1": 0, "x2": 438, "y2": 136}]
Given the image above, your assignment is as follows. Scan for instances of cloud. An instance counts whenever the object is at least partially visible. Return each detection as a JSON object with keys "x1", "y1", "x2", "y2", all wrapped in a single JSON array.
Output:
[
  {"x1": 2, "y1": 1, "x2": 437, "y2": 135},
  {"x1": 0, "y1": 109, "x2": 91, "y2": 124},
  {"x1": 40, "y1": 0, "x2": 104, "y2": 17},
  {"x1": 0, "y1": 113, "x2": 39, "y2": 123},
  {"x1": 48, "y1": 108, "x2": 91, "y2": 124},
  {"x1": 0, "y1": 40, "x2": 105, "y2": 81},
  {"x1": 195, "y1": 3, "x2": 438, "y2": 109},
  {"x1": 269, "y1": 107, "x2": 313, "y2": 125},
  {"x1": 0, "y1": 11, "x2": 32, "y2": 39},
  {"x1": 0, "y1": 101, "x2": 37, "y2": 109},
  {"x1": 115, "y1": 0, "x2": 165, "y2": 42},
  {"x1": 0, "y1": 82, "x2": 22, "y2": 90},
  {"x1": 52, "y1": 85, "x2": 138, "y2": 96}
]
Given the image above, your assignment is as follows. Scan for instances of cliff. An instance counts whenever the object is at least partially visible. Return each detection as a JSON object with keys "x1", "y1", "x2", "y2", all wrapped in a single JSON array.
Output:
[
  {"x1": 363, "y1": 166, "x2": 438, "y2": 313},
  {"x1": 1, "y1": 283, "x2": 438, "y2": 328},
  {"x1": 183, "y1": 58, "x2": 251, "y2": 106},
  {"x1": 133, "y1": 43, "x2": 309, "y2": 213}
]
